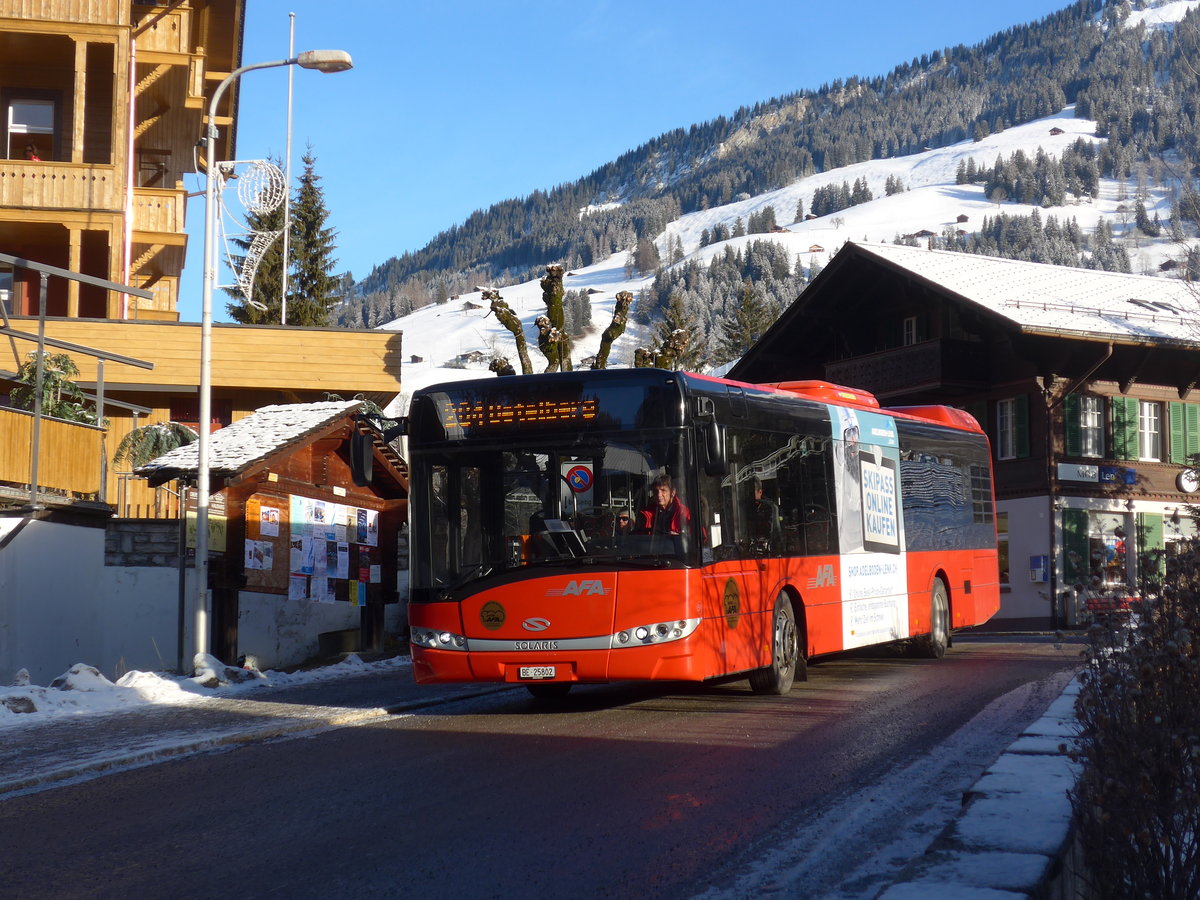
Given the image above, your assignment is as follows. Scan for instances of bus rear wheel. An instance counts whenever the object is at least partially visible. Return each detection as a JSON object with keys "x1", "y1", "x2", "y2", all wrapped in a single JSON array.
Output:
[
  {"x1": 750, "y1": 594, "x2": 801, "y2": 695},
  {"x1": 526, "y1": 682, "x2": 572, "y2": 701},
  {"x1": 917, "y1": 577, "x2": 950, "y2": 659}
]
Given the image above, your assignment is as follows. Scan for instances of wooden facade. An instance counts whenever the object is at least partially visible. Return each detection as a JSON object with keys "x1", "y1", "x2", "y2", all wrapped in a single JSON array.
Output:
[
  {"x1": 0, "y1": 406, "x2": 102, "y2": 498},
  {"x1": 732, "y1": 242, "x2": 1200, "y2": 630},
  {"x1": 0, "y1": 0, "x2": 243, "y2": 320},
  {"x1": 0, "y1": 2, "x2": 409, "y2": 519},
  {"x1": 140, "y1": 406, "x2": 409, "y2": 665},
  {"x1": 1, "y1": 317, "x2": 405, "y2": 514}
]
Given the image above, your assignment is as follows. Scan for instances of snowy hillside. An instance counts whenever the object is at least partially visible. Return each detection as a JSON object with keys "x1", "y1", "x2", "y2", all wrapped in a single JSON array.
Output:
[{"x1": 383, "y1": 96, "x2": 1196, "y2": 411}]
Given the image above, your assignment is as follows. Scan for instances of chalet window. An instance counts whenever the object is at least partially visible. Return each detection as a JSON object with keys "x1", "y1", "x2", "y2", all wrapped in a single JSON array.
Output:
[
  {"x1": 995, "y1": 396, "x2": 1029, "y2": 460},
  {"x1": 6, "y1": 97, "x2": 55, "y2": 160},
  {"x1": 1064, "y1": 394, "x2": 1104, "y2": 459},
  {"x1": 1139, "y1": 400, "x2": 1162, "y2": 462},
  {"x1": 1106, "y1": 398, "x2": 1164, "y2": 462},
  {"x1": 902, "y1": 316, "x2": 918, "y2": 346},
  {"x1": 1168, "y1": 402, "x2": 1200, "y2": 466}
]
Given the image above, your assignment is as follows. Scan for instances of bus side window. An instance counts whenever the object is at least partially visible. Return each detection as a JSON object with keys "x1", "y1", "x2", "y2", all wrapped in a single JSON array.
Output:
[{"x1": 797, "y1": 442, "x2": 837, "y2": 556}]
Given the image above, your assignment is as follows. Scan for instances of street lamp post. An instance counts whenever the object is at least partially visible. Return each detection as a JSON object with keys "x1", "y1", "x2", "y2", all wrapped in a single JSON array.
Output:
[{"x1": 196, "y1": 49, "x2": 352, "y2": 663}]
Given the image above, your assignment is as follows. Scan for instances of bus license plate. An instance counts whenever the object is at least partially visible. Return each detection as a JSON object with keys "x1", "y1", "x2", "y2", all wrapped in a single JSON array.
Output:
[{"x1": 519, "y1": 665, "x2": 556, "y2": 680}]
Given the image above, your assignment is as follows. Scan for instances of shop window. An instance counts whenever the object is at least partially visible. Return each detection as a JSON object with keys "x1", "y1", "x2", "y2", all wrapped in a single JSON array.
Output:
[{"x1": 1063, "y1": 508, "x2": 1133, "y2": 603}]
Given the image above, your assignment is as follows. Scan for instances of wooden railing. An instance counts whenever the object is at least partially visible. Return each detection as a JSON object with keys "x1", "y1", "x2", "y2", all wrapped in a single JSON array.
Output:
[
  {"x1": 115, "y1": 472, "x2": 184, "y2": 518},
  {"x1": 133, "y1": 5, "x2": 192, "y2": 55},
  {"x1": 132, "y1": 186, "x2": 186, "y2": 235},
  {"x1": 0, "y1": 161, "x2": 120, "y2": 213},
  {"x1": 824, "y1": 339, "x2": 991, "y2": 398},
  {"x1": 3, "y1": 1, "x2": 126, "y2": 25},
  {"x1": 0, "y1": 407, "x2": 102, "y2": 498}
]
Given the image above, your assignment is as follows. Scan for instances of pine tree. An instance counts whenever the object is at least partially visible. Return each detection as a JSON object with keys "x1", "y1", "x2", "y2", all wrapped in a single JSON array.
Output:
[
  {"x1": 714, "y1": 279, "x2": 773, "y2": 364},
  {"x1": 633, "y1": 237, "x2": 660, "y2": 274},
  {"x1": 287, "y1": 146, "x2": 342, "y2": 326}
]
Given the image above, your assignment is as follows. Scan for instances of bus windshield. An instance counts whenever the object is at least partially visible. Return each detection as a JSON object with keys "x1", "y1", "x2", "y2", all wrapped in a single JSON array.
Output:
[{"x1": 413, "y1": 433, "x2": 698, "y2": 597}]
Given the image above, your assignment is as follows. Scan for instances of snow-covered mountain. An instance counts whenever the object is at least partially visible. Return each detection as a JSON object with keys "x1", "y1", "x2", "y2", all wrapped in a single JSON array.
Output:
[{"x1": 380, "y1": 0, "x2": 1200, "y2": 409}]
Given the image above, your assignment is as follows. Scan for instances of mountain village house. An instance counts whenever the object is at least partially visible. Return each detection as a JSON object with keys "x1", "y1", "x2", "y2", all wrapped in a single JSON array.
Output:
[
  {"x1": 731, "y1": 241, "x2": 1200, "y2": 630},
  {"x1": 0, "y1": 2, "x2": 407, "y2": 681}
]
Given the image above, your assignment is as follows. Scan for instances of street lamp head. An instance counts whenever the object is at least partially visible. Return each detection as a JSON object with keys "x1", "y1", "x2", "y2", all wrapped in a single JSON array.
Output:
[{"x1": 296, "y1": 49, "x2": 354, "y2": 73}]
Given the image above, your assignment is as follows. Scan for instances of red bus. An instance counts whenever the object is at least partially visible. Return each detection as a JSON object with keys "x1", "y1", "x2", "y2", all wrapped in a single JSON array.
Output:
[{"x1": 405, "y1": 369, "x2": 1000, "y2": 698}]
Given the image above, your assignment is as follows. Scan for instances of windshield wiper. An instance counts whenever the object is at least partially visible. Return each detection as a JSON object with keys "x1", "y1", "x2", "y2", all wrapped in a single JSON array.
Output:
[{"x1": 440, "y1": 560, "x2": 498, "y2": 593}]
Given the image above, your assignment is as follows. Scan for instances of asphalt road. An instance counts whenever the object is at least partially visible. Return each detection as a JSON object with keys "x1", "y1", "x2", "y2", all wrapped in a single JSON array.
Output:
[{"x1": 0, "y1": 636, "x2": 1080, "y2": 900}]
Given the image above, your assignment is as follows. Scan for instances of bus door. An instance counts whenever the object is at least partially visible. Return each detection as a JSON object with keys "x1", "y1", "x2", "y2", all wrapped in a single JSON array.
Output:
[{"x1": 697, "y1": 446, "x2": 763, "y2": 677}]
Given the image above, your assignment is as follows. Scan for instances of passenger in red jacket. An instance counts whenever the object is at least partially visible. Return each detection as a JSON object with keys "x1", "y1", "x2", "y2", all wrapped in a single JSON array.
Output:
[{"x1": 635, "y1": 474, "x2": 692, "y2": 536}]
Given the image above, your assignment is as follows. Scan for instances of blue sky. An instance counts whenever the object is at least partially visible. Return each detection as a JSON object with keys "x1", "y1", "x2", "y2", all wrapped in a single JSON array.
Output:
[{"x1": 182, "y1": 0, "x2": 1075, "y2": 322}]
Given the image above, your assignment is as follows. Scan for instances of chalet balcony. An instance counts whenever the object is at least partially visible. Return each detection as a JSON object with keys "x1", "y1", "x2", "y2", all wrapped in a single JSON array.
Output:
[
  {"x1": 8, "y1": 0, "x2": 126, "y2": 26},
  {"x1": 0, "y1": 407, "x2": 102, "y2": 500},
  {"x1": 132, "y1": 186, "x2": 186, "y2": 236},
  {"x1": 0, "y1": 160, "x2": 120, "y2": 214},
  {"x1": 824, "y1": 339, "x2": 990, "y2": 399},
  {"x1": 132, "y1": 4, "x2": 194, "y2": 56}
]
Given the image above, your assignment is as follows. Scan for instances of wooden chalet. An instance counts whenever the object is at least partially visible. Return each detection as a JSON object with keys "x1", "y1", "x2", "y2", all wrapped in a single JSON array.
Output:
[
  {"x1": 731, "y1": 241, "x2": 1200, "y2": 630},
  {"x1": 0, "y1": 2, "x2": 406, "y2": 517},
  {"x1": 137, "y1": 400, "x2": 409, "y2": 667}
]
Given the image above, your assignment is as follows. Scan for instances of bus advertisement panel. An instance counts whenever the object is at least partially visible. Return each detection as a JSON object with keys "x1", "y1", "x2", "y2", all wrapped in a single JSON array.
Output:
[{"x1": 405, "y1": 369, "x2": 999, "y2": 698}]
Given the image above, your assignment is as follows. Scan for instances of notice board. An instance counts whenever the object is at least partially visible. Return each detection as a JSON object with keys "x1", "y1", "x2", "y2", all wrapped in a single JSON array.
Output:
[{"x1": 243, "y1": 492, "x2": 382, "y2": 604}]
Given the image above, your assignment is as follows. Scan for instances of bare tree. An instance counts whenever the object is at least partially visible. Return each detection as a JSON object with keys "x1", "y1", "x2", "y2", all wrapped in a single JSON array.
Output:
[
  {"x1": 591, "y1": 291, "x2": 633, "y2": 369},
  {"x1": 483, "y1": 288, "x2": 533, "y2": 375},
  {"x1": 540, "y1": 264, "x2": 571, "y2": 371}
]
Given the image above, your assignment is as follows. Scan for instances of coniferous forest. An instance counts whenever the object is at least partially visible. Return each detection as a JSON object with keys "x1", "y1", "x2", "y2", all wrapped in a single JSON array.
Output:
[{"x1": 336, "y1": 0, "x2": 1200, "y2": 333}]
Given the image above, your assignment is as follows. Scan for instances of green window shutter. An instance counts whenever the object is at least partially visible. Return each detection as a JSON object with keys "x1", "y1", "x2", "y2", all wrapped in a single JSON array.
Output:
[
  {"x1": 1015, "y1": 394, "x2": 1030, "y2": 458},
  {"x1": 1064, "y1": 394, "x2": 1082, "y2": 457},
  {"x1": 1169, "y1": 402, "x2": 1187, "y2": 464},
  {"x1": 1187, "y1": 403, "x2": 1200, "y2": 464},
  {"x1": 1111, "y1": 397, "x2": 1139, "y2": 461},
  {"x1": 1062, "y1": 507, "x2": 1090, "y2": 586},
  {"x1": 1137, "y1": 512, "x2": 1164, "y2": 583}
]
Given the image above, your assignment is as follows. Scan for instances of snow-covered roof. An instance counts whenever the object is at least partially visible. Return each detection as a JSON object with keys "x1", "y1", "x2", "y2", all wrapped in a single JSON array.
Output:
[
  {"x1": 850, "y1": 241, "x2": 1200, "y2": 347},
  {"x1": 135, "y1": 400, "x2": 360, "y2": 483}
]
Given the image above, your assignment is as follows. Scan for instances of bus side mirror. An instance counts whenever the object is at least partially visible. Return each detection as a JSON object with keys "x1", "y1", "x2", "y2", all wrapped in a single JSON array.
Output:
[
  {"x1": 350, "y1": 430, "x2": 374, "y2": 486},
  {"x1": 703, "y1": 422, "x2": 728, "y2": 476}
]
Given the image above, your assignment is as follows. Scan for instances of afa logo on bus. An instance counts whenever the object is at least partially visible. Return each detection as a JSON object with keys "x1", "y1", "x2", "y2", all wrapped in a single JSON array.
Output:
[{"x1": 546, "y1": 579, "x2": 610, "y2": 596}]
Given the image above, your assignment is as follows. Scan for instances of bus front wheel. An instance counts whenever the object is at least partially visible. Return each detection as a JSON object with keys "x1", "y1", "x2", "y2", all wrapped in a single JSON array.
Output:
[
  {"x1": 917, "y1": 578, "x2": 950, "y2": 659},
  {"x1": 750, "y1": 594, "x2": 801, "y2": 695}
]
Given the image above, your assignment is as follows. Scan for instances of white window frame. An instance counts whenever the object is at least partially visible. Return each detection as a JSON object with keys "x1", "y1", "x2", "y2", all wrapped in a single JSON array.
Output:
[
  {"x1": 996, "y1": 398, "x2": 1016, "y2": 460},
  {"x1": 1139, "y1": 400, "x2": 1162, "y2": 462},
  {"x1": 902, "y1": 316, "x2": 918, "y2": 346},
  {"x1": 7, "y1": 97, "x2": 54, "y2": 161},
  {"x1": 1081, "y1": 395, "x2": 1104, "y2": 458}
]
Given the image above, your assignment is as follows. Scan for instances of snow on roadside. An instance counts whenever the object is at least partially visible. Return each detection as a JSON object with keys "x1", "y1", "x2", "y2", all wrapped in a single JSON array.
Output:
[{"x1": 0, "y1": 654, "x2": 412, "y2": 730}]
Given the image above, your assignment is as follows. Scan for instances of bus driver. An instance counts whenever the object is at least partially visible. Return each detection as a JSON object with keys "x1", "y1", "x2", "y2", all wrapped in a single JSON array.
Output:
[{"x1": 635, "y1": 474, "x2": 692, "y2": 536}]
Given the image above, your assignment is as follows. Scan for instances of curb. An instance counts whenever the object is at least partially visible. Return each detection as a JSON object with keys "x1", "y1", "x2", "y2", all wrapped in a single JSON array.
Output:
[{"x1": 878, "y1": 676, "x2": 1082, "y2": 898}]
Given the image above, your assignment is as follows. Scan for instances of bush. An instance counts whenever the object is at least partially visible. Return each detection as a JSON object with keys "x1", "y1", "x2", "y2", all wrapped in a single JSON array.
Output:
[{"x1": 1069, "y1": 545, "x2": 1200, "y2": 899}]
